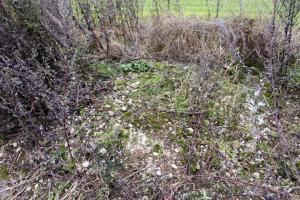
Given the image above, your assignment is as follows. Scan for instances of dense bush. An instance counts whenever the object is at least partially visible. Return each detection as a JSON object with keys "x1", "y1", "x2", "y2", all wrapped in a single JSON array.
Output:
[{"x1": 0, "y1": 1, "x2": 73, "y2": 141}]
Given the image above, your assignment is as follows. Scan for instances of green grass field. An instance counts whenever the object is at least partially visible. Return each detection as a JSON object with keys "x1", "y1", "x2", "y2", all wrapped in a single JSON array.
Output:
[{"x1": 144, "y1": 0, "x2": 272, "y2": 18}]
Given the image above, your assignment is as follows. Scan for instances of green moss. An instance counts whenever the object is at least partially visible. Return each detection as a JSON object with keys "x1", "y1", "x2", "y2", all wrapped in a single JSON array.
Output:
[
  {"x1": 153, "y1": 143, "x2": 163, "y2": 154},
  {"x1": 63, "y1": 161, "x2": 76, "y2": 174},
  {"x1": 90, "y1": 62, "x2": 117, "y2": 78},
  {"x1": 0, "y1": 165, "x2": 9, "y2": 180},
  {"x1": 95, "y1": 123, "x2": 129, "y2": 151},
  {"x1": 257, "y1": 141, "x2": 271, "y2": 152},
  {"x1": 143, "y1": 112, "x2": 170, "y2": 130},
  {"x1": 296, "y1": 161, "x2": 300, "y2": 170},
  {"x1": 219, "y1": 141, "x2": 236, "y2": 160},
  {"x1": 174, "y1": 94, "x2": 188, "y2": 112},
  {"x1": 115, "y1": 79, "x2": 127, "y2": 90},
  {"x1": 118, "y1": 129, "x2": 129, "y2": 140},
  {"x1": 122, "y1": 111, "x2": 132, "y2": 118},
  {"x1": 239, "y1": 151, "x2": 255, "y2": 160},
  {"x1": 210, "y1": 151, "x2": 222, "y2": 170}
]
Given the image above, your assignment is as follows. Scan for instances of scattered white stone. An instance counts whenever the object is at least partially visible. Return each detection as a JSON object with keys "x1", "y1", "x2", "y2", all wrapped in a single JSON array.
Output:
[
  {"x1": 153, "y1": 152, "x2": 159, "y2": 156},
  {"x1": 187, "y1": 128, "x2": 194, "y2": 133},
  {"x1": 171, "y1": 164, "x2": 178, "y2": 169},
  {"x1": 108, "y1": 111, "x2": 115, "y2": 117},
  {"x1": 132, "y1": 81, "x2": 140, "y2": 88},
  {"x1": 12, "y1": 142, "x2": 18, "y2": 147},
  {"x1": 253, "y1": 172, "x2": 260, "y2": 179},
  {"x1": 257, "y1": 150, "x2": 262, "y2": 155},
  {"x1": 128, "y1": 99, "x2": 133, "y2": 105},
  {"x1": 82, "y1": 161, "x2": 90, "y2": 168},
  {"x1": 70, "y1": 127, "x2": 75, "y2": 134},
  {"x1": 254, "y1": 89, "x2": 260, "y2": 97},
  {"x1": 99, "y1": 123, "x2": 105, "y2": 129},
  {"x1": 256, "y1": 115, "x2": 265, "y2": 125},
  {"x1": 121, "y1": 106, "x2": 127, "y2": 112},
  {"x1": 262, "y1": 127, "x2": 271, "y2": 134},
  {"x1": 126, "y1": 130, "x2": 150, "y2": 153},
  {"x1": 16, "y1": 147, "x2": 21, "y2": 153},
  {"x1": 257, "y1": 101, "x2": 266, "y2": 107},
  {"x1": 104, "y1": 104, "x2": 112, "y2": 109},
  {"x1": 99, "y1": 148, "x2": 107, "y2": 154},
  {"x1": 174, "y1": 148, "x2": 180, "y2": 153},
  {"x1": 156, "y1": 170, "x2": 162, "y2": 176},
  {"x1": 26, "y1": 186, "x2": 32, "y2": 192},
  {"x1": 141, "y1": 196, "x2": 149, "y2": 200}
]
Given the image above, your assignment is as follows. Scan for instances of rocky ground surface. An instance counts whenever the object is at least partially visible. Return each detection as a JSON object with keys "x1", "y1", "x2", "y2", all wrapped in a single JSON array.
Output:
[{"x1": 0, "y1": 61, "x2": 299, "y2": 199}]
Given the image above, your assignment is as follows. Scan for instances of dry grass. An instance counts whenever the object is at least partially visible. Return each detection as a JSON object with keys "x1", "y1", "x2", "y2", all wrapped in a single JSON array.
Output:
[{"x1": 146, "y1": 16, "x2": 268, "y2": 66}]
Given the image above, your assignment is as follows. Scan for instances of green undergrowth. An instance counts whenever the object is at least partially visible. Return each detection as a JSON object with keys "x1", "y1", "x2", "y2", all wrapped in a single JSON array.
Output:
[
  {"x1": 118, "y1": 62, "x2": 192, "y2": 131},
  {"x1": 63, "y1": 59, "x2": 300, "y2": 198},
  {"x1": 89, "y1": 60, "x2": 153, "y2": 79}
]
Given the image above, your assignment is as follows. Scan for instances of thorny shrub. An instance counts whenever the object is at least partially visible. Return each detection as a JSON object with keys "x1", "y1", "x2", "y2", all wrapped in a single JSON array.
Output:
[{"x1": 0, "y1": 0, "x2": 86, "y2": 144}]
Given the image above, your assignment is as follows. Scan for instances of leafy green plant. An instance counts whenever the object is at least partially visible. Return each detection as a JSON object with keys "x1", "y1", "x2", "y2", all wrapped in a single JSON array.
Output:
[{"x1": 118, "y1": 60, "x2": 152, "y2": 73}]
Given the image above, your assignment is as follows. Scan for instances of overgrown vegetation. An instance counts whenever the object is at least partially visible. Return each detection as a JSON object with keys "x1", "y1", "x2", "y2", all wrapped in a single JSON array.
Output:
[{"x1": 0, "y1": 0, "x2": 300, "y2": 199}]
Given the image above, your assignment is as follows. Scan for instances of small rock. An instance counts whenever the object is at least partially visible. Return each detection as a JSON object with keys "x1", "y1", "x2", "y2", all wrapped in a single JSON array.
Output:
[
  {"x1": 131, "y1": 81, "x2": 140, "y2": 88},
  {"x1": 253, "y1": 172, "x2": 260, "y2": 179},
  {"x1": 12, "y1": 142, "x2": 18, "y2": 147},
  {"x1": 141, "y1": 196, "x2": 148, "y2": 200},
  {"x1": 99, "y1": 123, "x2": 105, "y2": 129},
  {"x1": 16, "y1": 147, "x2": 21, "y2": 153},
  {"x1": 82, "y1": 161, "x2": 90, "y2": 168},
  {"x1": 121, "y1": 106, "x2": 127, "y2": 112},
  {"x1": 108, "y1": 111, "x2": 115, "y2": 117},
  {"x1": 187, "y1": 128, "x2": 194, "y2": 133},
  {"x1": 171, "y1": 164, "x2": 178, "y2": 169},
  {"x1": 156, "y1": 170, "x2": 162, "y2": 176},
  {"x1": 128, "y1": 99, "x2": 133, "y2": 105},
  {"x1": 26, "y1": 186, "x2": 32, "y2": 192},
  {"x1": 99, "y1": 148, "x2": 107, "y2": 154},
  {"x1": 104, "y1": 104, "x2": 112, "y2": 109},
  {"x1": 70, "y1": 127, "x2": 75, "y2": 134}
]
